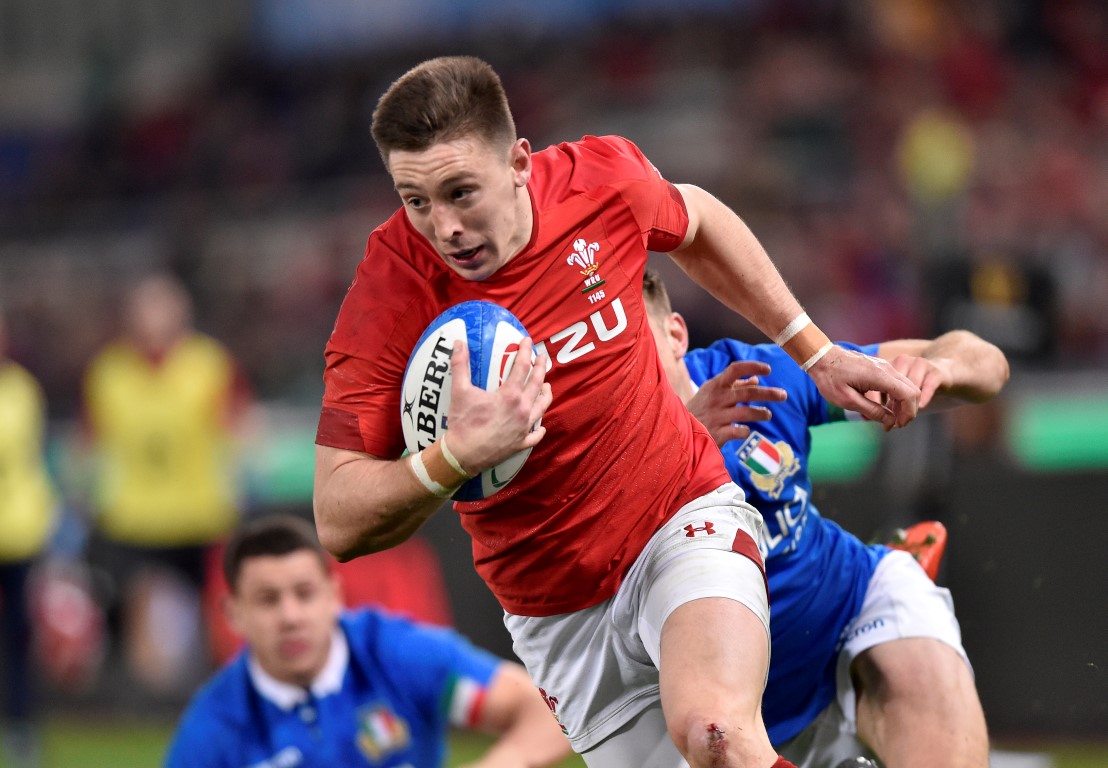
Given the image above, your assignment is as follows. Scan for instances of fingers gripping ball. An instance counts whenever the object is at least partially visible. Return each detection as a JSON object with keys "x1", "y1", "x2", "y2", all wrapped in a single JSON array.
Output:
[{"x1": 401, "y1": 301, "x2": 539, "y2": 501}]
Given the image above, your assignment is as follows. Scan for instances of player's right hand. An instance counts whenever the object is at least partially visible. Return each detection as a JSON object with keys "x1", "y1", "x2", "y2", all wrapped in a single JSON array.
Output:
[
  {"x1": 882, "y1": 353, "x2": 953, "y2": 410},
  {"x1": 444, "y1": 338, "x2": 553, "y2": 472},
  {"x1": 807, "y1": 346, "x2": 920, "y2": 430},
  {"x1": 686, "y1": 360, "x2": 787, "y2": 447}
]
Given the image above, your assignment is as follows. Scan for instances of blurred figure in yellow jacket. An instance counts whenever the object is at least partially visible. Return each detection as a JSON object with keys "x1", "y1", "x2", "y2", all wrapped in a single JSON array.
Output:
[
  {"x1": 82, "y1": 273, "x2": 251, "y2": 697},
  {"x1": 0, "y1": 305, "x2": 58, "y2": 768}
]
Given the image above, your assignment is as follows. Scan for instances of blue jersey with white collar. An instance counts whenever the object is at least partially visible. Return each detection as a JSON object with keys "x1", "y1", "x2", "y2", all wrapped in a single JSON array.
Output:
[
  {"x1": 165, "y1": 609, "x2": 500, "y2": 768},
  {"x1": 684, "y1": 339, "x2": 891, "y2": 746}
]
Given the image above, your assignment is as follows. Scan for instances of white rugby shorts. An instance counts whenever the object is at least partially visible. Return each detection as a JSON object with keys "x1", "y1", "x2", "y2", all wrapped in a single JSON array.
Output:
[
  {"x1": 779, "y1": 549, "x2": 972, "y2": 768},
  {"x1": 503, "y1": 482, "x2": 770, "y2": 756}
]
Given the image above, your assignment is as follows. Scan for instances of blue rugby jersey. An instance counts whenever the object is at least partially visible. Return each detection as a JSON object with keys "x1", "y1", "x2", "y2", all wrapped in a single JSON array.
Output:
[
  {"x1": 683, "y1": 339, "x2": 892, "y2": 745},
  {"x1": 165, "y1": 609, "x2": 500, "y2": 768}
]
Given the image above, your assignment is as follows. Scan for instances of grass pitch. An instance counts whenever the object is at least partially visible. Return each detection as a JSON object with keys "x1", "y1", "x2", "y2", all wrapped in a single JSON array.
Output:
[{"x1": 4, "y1": 717, "x2": 1104, "y2": 767}]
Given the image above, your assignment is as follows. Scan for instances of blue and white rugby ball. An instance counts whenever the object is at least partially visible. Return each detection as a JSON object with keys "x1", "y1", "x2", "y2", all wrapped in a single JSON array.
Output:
[{"x1": 400, "y1": 300, "x2": 537, "y2": 501}]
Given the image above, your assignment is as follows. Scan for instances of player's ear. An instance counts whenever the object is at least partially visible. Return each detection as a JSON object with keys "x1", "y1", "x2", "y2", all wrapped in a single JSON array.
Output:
[
  {"x1": 668, "y1": 312, "x2": 689, "y2": 359},
  {"x1": 510, "y1": 138, "x2": 532, "y2": 187}
]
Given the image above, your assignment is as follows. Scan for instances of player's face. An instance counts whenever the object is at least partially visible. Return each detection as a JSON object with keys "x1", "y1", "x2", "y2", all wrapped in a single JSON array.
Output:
[
  {"x1": 229, "y1": 550, "x2": 342, "y2": 688},
  {"x1": 389, "y1": 135, "x2": 533, "y2": 282},
  {"x1": 126, "y1": 275, "x2": 192, "y2": 354}
]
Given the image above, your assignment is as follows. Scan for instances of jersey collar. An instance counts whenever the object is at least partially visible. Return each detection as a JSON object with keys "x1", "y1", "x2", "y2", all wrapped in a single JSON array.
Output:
[{"x1": 248, "y1": 627, "x2": 349, "y2": 711}]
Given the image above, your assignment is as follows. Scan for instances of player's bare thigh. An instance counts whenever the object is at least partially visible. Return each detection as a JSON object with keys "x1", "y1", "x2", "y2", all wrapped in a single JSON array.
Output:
[{"x1": 853, "y1": 637, "x2": 987, "y2": 761}]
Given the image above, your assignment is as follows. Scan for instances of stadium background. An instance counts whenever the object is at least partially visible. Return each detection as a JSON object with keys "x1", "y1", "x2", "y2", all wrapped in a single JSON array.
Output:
[{"x1": 0, "y1": 0, "x2": 1105, "y2": 764}]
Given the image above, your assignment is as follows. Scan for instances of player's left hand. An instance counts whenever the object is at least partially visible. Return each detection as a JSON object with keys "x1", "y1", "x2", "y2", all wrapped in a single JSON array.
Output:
[
  {"x1": 445, "y1": 338, "x2": 553, "y2": 472},
  {"x1": 807, "y1": 346, "x2": 921, "y2": 430},
  {"x1": 687, "y1": 360, "x2": 787, "y2": 447}
]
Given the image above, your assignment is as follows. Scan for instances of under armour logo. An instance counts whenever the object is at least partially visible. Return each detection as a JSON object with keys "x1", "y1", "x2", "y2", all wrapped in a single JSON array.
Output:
[{"x1": 684, "y1": 522, "x2": 716, "y2": 537}]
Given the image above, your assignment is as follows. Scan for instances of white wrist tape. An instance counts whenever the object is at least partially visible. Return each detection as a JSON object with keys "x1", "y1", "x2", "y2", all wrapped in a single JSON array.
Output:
[
  {"x1": 409, "y1": 451, "x2": 456, "y2": 498},
  {"x1": 775, "y1": 312, "x2": 811, "y2": 347},
  {"x1": 439, "y1": 435, "x2": 474, "y2": 479},
  {"x1": 800, "y1": 341, "x2": 834, "y2": 372}
]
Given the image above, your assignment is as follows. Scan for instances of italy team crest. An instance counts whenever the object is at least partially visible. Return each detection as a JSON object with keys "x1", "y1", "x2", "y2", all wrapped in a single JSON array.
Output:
[
  {"x1": 355, "y1": 703, "x2": 410, "y2": 761},
  {"x1": 736, "y1": 431, "x2": 799, "y2": 499}
]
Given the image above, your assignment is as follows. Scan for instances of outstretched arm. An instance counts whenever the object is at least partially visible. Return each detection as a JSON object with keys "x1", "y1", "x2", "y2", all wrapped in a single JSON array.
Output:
[
  {"x1": 458, "y1": 662, "x2": 573, "y2": 768},
  {"x1": 670, "y1": 184, "x2": 920, "y2": 430},
  {"x1": 875, "y1": 330, "x2": 1010, "y2": 410}
]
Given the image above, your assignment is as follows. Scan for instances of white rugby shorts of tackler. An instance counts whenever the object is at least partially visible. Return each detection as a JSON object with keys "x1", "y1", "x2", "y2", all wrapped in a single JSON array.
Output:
[{"x1": 780, "y1": 549, "x2": 971, "y2": 768}]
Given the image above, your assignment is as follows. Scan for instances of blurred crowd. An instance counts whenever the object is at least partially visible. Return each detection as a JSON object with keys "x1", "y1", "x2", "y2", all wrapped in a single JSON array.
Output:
[{"x1": 1, "y1": 0, "x2": 1106, "y2": 421}]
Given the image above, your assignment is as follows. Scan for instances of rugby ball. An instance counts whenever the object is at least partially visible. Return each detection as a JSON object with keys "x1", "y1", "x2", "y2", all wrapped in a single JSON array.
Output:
[{"x1": 400, "y1": 301, "x2": 537, "y2": 501}]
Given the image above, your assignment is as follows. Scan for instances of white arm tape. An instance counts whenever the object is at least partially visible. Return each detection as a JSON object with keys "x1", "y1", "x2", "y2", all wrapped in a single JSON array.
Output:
[{"x1": 775, "y1": 312, "x2": 811, "y2": 347}]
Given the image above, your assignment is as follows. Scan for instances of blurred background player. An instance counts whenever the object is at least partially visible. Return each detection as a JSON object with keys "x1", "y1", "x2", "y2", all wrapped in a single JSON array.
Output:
[
  {"x1": 165, "y1": 514, "x2": 572, "y2": 768},
  {"x1": 0, "y1": 306, "x2": 59, "y2": 768},
  {"x1": 644, "y1": 269, "x2": 1008, "y2": 768},
  {"x1": 202, "y1": 517, "x2": 455, "y2": 666},
  {"x1": 81, "y1": 272, "x2": 252, "y2": 697}
]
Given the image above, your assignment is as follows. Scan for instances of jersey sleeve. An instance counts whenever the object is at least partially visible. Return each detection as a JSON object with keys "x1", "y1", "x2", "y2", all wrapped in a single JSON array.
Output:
[
  {"x1": 573, "y1": 135, "x2": 690, "y2": 252},
  {"x1": 316, "y1": 229, "x2": 433, "y2": 458},
  {"x1": 369, "y1": 612, "x2": 501, "y2": 729}
]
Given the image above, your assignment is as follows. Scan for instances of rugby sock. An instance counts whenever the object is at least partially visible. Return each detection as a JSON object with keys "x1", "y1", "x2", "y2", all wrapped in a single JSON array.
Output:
[{"x1": 771, "y1": 758, "x2": 798, "y2": 768}]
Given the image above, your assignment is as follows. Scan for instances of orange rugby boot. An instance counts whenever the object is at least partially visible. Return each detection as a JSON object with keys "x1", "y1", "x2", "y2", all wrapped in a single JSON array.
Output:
[{"x1": 887, "y1": 520, "x2": 948, "y2": 580}]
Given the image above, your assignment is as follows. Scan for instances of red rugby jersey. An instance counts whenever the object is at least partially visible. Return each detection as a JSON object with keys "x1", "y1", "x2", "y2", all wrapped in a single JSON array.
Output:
[{"x1": 318, "y1": 135, "x2": 731, "y2": 616}]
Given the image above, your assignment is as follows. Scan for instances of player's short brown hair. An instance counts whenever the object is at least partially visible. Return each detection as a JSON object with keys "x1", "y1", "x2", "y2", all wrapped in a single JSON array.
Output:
[
  {"x1": 371, "y1": 56, "x2": 517, "y2": 165},
  {"x1": 642, "y1": 268, "x2": 674, "y2": 320},
  {"x1": 222, "y1": 514, "x2": 330, "y2": 593}
]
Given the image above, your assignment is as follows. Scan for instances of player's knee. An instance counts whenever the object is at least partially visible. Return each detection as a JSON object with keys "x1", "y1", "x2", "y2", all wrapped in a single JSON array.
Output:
[
  {"x1": 670, "y1": 716, "x2": 728, "y2": 766},
  {"x1": 669, "y1": 712, "x2": 750, "y2": 767}
]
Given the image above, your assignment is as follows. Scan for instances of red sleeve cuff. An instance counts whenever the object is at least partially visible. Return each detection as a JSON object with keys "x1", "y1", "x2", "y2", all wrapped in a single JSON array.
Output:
[{"x1": 316, "y1": 406, "x2": 366, "y2": 452}]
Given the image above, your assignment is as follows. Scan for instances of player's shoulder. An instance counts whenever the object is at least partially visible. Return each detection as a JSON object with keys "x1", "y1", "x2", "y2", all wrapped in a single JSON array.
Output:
[
  {"x1": 341, "y1": 607, "x2": 419, "y2": 659},
  {"x1": 686, "y1": 338, "x2": 823, "y2": 420},
  {"x1": 190, "y1": 656, "x2": 254, "y2": 714},
  {"x1": 349, "y1": 203, "x2": 452, "y2": 288},
  {"x1": 86, "y1": 340, "x2": 134, "y2": 371},
  {"x1": 368, "y1": 206, "x2": 421, "y2": 252},
  {"x1": 686, "y1": 338, "x2": 791, "y2": 374},
  {"x1": 573, "y1": 134, "x2": 649, "y2": 161},
  {"x1": 327, "y1": 222, "x2": 445, "y2": 356},
  {"x1": 718, "y1": 338, "x2": 787, "y2": 362},
  {"x1": 0, "y1": 359, "x2": 39, "y2": 392},
  {"x1": 173, "y1": 658, "x2": 256, "y2": 742},
  {"x1": 541, "y1": 134, "x2": 645, "y2": 160},
  {"x1": 344, "y1": 606, "x2": 446, "y2": 648},
  {"x1": 83, "y1": 342, "x2": 141, "y2": 392},
  {"x1": 344, "y1": 607, "x2": 482, "y2": 668},
  {"x1": 533, "y1": 135, "x2": 659, "y2": 194},
  {"x1": 176, "y1": 332, "x2": 234, "y2": 366},
  {"x1": 343, "y1": 609, "x2": 451, "y2": 693}
]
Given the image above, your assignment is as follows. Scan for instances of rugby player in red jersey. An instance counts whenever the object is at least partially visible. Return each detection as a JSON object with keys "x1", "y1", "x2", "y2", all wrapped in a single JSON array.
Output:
[{"x1": 313, "y1": 56, "x2": 921, "y2": 768}]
